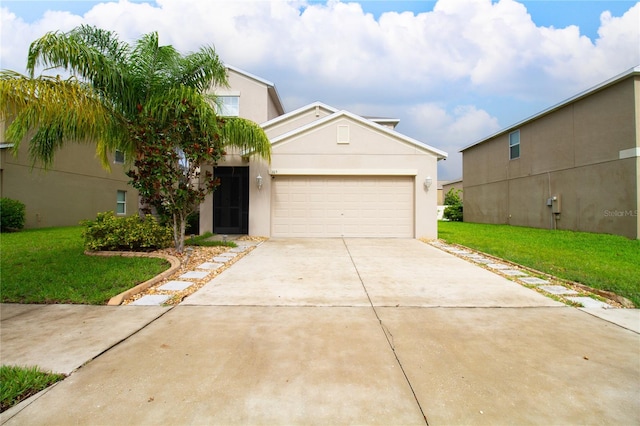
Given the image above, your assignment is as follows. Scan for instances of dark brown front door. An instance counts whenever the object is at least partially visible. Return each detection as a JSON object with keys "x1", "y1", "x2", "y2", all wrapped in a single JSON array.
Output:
[{"x1": 213, "y1": 167, "x2": 249, "y2": 234}]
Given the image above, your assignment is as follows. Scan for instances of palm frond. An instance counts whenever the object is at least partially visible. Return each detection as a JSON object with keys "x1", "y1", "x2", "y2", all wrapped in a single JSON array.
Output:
[
  {"x1": 0, "y1": 71, "x2": 128, "y2": 168},
  {"x1": 220, "y1": 117, "x2": 271, "y2": 162},
  {"x1": 179, "y1": 46, "x2": 228, "y2": 92},
  {"x1": 26, "y1": 27, "x2": 133, "y2": 118}
]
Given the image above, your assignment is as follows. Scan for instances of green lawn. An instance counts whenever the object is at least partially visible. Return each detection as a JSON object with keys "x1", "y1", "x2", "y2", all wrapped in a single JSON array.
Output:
[
  {"x1": 1, "y1": 227, "x2": 169, "y2": 305},
  {"x1": 438, "y1": 222, "x2": 640, "y2": 307}
]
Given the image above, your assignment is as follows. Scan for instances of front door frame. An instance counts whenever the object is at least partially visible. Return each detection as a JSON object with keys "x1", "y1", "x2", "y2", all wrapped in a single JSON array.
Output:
[{"x1": 213, "y1": 166, "x2": 249, "y2": 234}]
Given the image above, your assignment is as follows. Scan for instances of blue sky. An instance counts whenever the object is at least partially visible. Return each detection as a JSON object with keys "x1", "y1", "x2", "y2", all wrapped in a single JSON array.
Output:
[{"x1": 1, "y1": 0, "x2": 639, "y2": 179}]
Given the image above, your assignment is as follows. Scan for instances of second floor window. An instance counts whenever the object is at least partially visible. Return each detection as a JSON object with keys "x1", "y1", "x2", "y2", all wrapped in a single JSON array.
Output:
[
  {"x1": 509, "y1": 130, "x2": 520, "y2": 160},
  {"x1": 218, "y1": 96, "x2": 240, "y2": 117}
]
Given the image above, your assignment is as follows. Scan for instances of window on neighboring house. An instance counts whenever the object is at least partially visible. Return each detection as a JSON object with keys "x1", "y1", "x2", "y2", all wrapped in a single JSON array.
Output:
[
  {"x1": 509, "y1": 130, "x2": 520, "y2": 160},
  {"x1": 114, "y1": 150, "x2": 125, "y2": 164},
  {"x1": 217, "y1": 96, "x2": 240, "y2": 117},
  {"x1": 116, "y1": 190, "x2": 127, "y2": 215}
]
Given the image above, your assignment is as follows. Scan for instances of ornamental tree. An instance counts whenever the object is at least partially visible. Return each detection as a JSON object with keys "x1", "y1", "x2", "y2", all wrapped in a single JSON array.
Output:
[
  {"x1": 0, "y1": 25, "x2": 271, "y2": 252},
  {"x1": 127, "y1": 99, "x2": 225, "y2": 252}
]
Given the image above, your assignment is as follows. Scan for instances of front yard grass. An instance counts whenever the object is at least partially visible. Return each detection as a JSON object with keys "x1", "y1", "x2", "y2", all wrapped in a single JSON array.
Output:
[
  {"x1": 1, "y1": 227, "x2": 169, "y2": 305},
  {"x1": 438, "y1": 222, "x2": 640, "y2": 307}
]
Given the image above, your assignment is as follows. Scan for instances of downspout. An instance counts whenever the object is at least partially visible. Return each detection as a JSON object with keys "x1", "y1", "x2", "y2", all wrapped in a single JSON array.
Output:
[
  {"x1": 548, "y1": 172, "x2": 553, "y2": 230},
  {"x1": 506, "y1": 164, "x2": 510, "y2": 224}
]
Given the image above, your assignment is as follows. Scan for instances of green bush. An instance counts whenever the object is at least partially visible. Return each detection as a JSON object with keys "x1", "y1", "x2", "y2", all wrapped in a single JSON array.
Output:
[
  {"x1": 443, "y1": 188, "x2": 463, "y2": 222},
  {"x1": 0, "y1": 198, "x2": 26, "y2": 232},
  {"x1": 81, "y1": 211, "x2": 173, "y2": 251}
]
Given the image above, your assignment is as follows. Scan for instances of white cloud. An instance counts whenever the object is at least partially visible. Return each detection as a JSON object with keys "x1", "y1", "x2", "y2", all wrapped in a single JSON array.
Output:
[
  {"x1": 406, "y1": 103, "x2": 501, "y2": 180},
  {"x1": 1, "y1": 0, "x2": 638, "y2": 180}
]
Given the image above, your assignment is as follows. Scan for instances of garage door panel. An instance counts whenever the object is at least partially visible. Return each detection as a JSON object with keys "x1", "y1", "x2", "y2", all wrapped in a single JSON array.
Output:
[{"x1": 271, "y1": 176, "x2": 414, "y2": 238}]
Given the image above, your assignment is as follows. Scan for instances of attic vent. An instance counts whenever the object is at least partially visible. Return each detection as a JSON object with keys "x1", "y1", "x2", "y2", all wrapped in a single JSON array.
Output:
[{"x1": 337, "y1": 125, "x2": 349, "y2": 144}]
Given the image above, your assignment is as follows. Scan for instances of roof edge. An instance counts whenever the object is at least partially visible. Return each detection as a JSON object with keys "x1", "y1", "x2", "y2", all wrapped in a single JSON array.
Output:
[
  {"x1": 225, "y1": 64, "x2": 275, "y2": 87},
  {"x1": 271, "y1": 108, "x2": 448, "y2": 159},
  {"x1": 261, "y1": 101, "x2": 338, "y2": 128},
  {"x1": 460, "y1": 65, "x2": 640, "y2": 152},
  {"x1": 225, "y1": 64, "x2": 286, "y2": 116}
]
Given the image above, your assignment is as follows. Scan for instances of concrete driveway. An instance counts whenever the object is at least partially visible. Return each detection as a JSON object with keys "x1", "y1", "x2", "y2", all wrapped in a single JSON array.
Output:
[{"x1": 2, "y1": 238, "x2": 639, "y2": 425}]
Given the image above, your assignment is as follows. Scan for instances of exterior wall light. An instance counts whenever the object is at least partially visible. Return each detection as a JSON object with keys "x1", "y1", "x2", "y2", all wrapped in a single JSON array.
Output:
[
  {"x1": 424, "y1": 176, "x2": 433, "y2": 190},
  {"x1": 256, "y1": 174, "x2": 263, "y2": 190}
]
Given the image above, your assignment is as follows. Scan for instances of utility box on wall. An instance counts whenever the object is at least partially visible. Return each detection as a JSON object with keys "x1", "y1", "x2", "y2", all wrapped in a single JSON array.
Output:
[{"x1": 551, "y1": 195, "x2": 561, "y2": 214}]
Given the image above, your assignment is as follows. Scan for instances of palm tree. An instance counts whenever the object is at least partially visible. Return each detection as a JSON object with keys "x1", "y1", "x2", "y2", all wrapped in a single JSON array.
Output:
[{"x1": 0, "y1": 25, "x2": 271, "y2": 252}]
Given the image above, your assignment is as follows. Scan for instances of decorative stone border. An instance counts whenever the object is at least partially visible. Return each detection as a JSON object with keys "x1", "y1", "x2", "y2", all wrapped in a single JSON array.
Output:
[
  {"x1": 84, "y1": 251, "x2": 181, "y2": 305},
  {"x1": 427, "y1": 240, "x2": 635, "y2": 309}
]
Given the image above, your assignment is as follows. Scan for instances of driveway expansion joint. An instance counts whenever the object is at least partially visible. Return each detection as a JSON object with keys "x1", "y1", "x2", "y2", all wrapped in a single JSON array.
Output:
[{"x1": 341, "y1": 238, "x2": 429, "y2": 425}]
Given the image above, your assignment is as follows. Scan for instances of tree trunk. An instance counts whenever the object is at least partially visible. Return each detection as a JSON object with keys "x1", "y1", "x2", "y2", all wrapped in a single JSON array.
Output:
[{"x1": 173, "y1": 212, "x2": 187, "y2": 254}]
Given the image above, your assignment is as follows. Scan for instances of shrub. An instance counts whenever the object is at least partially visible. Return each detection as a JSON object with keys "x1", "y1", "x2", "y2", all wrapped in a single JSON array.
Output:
[
  {"x1": 0, "y1": 198, "x2": 26, "y2": 232},
  {"x1": 81, "y1": 211, "x2": 173, "y2": 251},
  {"x1": 443, "y1": 188, "x2": 463, "y2": 222}
]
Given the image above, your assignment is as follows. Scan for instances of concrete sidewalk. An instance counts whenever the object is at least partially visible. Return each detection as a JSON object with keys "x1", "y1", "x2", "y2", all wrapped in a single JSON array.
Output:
[
  {"x1": 2, "y1": 238, "x2": 639, "y2": 425},
  {"x1": 0, "y1": 304, "x2": 168, "y2": 375}
]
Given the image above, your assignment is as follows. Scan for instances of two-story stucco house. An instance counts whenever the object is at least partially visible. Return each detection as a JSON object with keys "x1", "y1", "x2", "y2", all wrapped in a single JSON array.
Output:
[
  {"x1": 0, "y1": 132, "x2": 137, "y2": 229},
  {"x1": 2, "y1": 65, "x2": 447, "y2": 238},
  {"x1": 461, "y1": 66, "x2": 640, "y2": 239},
  {"x1": 201, "y1": 66, "x2": 447, "y2": 239}
]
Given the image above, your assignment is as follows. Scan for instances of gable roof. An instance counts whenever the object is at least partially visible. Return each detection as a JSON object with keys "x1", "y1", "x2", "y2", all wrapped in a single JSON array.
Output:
[
  {"x1": 461, "y1": 65, "x2": 640, "y2": 152},
  {"x1": 269, "y1": 105, "x2": 447, "y2": 159},
  {"x1": 363, "y1": 116, "x2": 401, "y2": 129},
  {"x1": 261, "y1": 101, "x2": 337, "y2": 129},
  {"x1": 262, "y1": 101, "x2": 402, "y2": 130},
  {"x1": 225, "y1": 64, "x2": 285, "y2": 116}
]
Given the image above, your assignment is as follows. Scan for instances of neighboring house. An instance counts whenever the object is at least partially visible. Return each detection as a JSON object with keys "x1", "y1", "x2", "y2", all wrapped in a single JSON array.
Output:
[
  {"x1": 0, "y1": 122, "x2": 136, "y2": 229},
  {"x1": 441, "y1": 179, "x2": 463, "y2": 203},
  {"x1": 436, "y1": 181, "x2": 448, "y2": 206},
  {"x1": 201, "y1": 66, "x2": 448, "y2": 238},
  {"x1": 461, "y1": 66, "x2": 640, "y2": 239}
]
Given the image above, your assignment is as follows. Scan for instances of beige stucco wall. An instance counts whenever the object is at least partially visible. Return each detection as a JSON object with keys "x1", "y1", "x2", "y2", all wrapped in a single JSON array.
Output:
[
  {"x1": 201, "y1": 70, "x2": 443, "y2": 239},
  {"x1": 201, "y1": 115, "x2": 441, "y2": 239},
  {"x1": 218, "y1": 69, "x2": 283, "y2": 124},
  {"x1": 0, "y1": 141, "x2": 137, "y2": 228},
  {"x1": 463, "y1": 75, "x2": 639, "y2": 239},
  {"x1": 200, "y1": 67, "x2": 282, "y2": 235},
  {"x1": 264, "y1": 115, "x2": 440, "y2": 239}
]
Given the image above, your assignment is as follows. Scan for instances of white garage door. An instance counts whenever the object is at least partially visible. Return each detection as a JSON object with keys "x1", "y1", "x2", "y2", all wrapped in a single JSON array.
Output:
[{"x1": 271, "y1": 176, "x2": 414, "y2": 237}]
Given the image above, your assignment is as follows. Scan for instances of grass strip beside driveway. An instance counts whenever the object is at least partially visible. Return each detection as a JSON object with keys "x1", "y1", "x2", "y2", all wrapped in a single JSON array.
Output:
[
  {"x1": 0, "y1": 365, "x2": 65, "y2": 413},
  {"x1": 1, "y1": 227, "x2": 169, "y2": 305},
  {"x1": 438, "y1": 222, "x2": 640, "y2": 307}
]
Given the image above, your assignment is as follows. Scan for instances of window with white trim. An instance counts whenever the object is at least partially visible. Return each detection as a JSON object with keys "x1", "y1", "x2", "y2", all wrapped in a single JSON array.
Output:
[
  {"x1": 116, "y1": 190, "x2": 127, "y2": 215},
  {"x1": 509, "y1": 130, "x2": 520, "y2": 160},
  {"x1": 218, "y1": 96, "x2": 240, "y2": 117},
  {"x1": 114, "y1": 150, "x2": 125, "y2": 164}
]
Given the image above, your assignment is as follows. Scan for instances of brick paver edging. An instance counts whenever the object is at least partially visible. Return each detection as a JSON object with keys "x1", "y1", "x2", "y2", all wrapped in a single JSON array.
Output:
[{"x1": 84, "y1": 251, "x2": 181, "y2": 306}]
